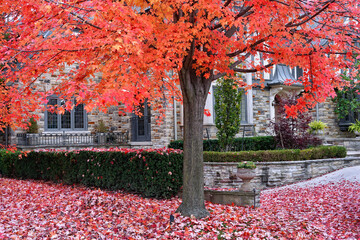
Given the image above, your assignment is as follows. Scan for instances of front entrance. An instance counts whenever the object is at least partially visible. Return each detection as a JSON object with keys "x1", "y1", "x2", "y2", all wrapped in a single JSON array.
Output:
[{"x1": 131, "y1": 102, "x2": 151, "y2": 142}]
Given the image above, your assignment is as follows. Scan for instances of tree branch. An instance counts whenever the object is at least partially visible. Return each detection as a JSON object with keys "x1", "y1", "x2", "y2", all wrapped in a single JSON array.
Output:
[
  {"x1": 233, "y1": 62, "x2": 274, "y2": 73},
  {"x1": 285, "y1": 0, "x2": 335, "y2": 28},
  {"x1": 227, "y1": 35, "x2": 271, "y2": 57}
]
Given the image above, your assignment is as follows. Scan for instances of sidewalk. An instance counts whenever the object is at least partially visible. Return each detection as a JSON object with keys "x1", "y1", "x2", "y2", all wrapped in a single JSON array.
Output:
[{"x1": 269, "y1": 165, "x2": 360, "y2": 190}]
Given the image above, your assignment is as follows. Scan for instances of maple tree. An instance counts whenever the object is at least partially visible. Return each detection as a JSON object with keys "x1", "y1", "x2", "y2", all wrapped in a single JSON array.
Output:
[{"x1": 0, "y1": 0, "x2": 359, "y2": 218}]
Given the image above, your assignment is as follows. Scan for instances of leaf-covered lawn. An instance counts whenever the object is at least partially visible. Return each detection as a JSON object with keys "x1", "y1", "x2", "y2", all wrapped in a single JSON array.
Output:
[{"x1": 0, "y1": 178, "x2": 359, "y2": 239}]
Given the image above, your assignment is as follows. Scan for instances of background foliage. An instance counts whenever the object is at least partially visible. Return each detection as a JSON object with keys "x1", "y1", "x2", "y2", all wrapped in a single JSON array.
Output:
[
  {"x1": 214, "y1": 77, "x2": 243, "y2": 151},
  {"x1": 332, "y1": 79, "x2": 360, "y2": 121},
  {"x1": 272, "y1": 94, "x2": 321, "y2": 149},
  {"x1": 169, "y1": 136, "x2": 276, "y2": 151}
]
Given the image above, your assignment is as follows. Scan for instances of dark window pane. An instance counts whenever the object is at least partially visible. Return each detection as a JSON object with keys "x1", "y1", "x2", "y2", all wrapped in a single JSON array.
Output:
[
  {"x1": 74, "y1": 104, "x2": 84, "y2": 128},
  {"x1": 296, "y1": 67, "x2": 303, "y2": 79},
  {"x1": 47, "y1": 99, "x2": 58, "y2": 129},
  {"x1": 47, "y1": 113, "x2": 58, "y2": 129},
  {"x1": 138, "y1": 118, "x2": 145, "y2": 135},
  {"x1": 61, "y1": 111, "x2": 71, "y2": 129}
]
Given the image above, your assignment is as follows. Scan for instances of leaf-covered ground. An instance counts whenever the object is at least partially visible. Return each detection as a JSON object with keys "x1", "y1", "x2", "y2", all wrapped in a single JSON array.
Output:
[{"x1": 0, "y1": 177, "x2": 359, "y2": 239}]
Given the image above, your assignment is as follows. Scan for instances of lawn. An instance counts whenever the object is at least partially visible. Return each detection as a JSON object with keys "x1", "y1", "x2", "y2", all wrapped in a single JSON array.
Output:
[{"x1": 0, "y1": 177, "x2": 359, "y2": 239}]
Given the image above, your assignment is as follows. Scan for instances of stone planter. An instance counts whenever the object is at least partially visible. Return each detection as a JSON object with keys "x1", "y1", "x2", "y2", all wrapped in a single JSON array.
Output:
[
  {"x1": 354, "y1": 131, "x2": 360, "y2": 138},
  {"x1": 314, "y1": 130, "x2": 324, "y2": 135},
  {"x1": 204, "y1": 190, "x2": 260, "y2": 207},
  {"x1": 179, "y1": 190, "x2": 260, "y2": 207},
  {"x1": 236, "y1": 168, "x2": 256, "y2": 191}
]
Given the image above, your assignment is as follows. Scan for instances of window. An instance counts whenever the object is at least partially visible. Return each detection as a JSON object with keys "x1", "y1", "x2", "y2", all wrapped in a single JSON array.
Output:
[
  {"x1": 45, "y1": 97, "x2": 87, "y2": 131},
  {"x1": 292, "y1": 66, "x2": 303, "y2": 80},
  {"x1": 131, "y1": 101, "x2": 151, "y2": 141},
  {"x1": 240, "y1": 91, "x2": 248, "y2": 124},
  {"x1": 212, "y1": 87, "x2": 248, "y2": 124}
]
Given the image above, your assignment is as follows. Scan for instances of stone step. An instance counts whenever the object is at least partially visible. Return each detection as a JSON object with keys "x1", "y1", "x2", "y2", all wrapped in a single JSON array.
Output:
[
  {"x1": 347, "y1": 151, "x2": 360, "y2": 158},
  {"x1": 325, "y1": 138, "x2": 360, "y2": 151}
]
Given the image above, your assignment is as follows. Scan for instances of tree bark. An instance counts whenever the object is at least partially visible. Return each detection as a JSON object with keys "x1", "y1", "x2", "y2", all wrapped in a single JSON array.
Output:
[{"x1": 176, "y1": 67, "x2": 212, "y2": 219}]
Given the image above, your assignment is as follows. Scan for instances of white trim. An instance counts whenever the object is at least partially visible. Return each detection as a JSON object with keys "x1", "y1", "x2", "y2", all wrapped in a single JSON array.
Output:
[
  {"x1": 246, "y1": 73, "x2": 253, "y2": 124},
  {"x1": 269, "y1": 85, "x2": 303, "y2": 120},
  {"x1": 42, "y1": 131, "x2": 91, "y2": 134},
  {"x1": 269, "y1": 87, "x2": 284, "y2": 121},
  {"x1": 129, "y1": 141, "x2": 153, "y2": 146}
]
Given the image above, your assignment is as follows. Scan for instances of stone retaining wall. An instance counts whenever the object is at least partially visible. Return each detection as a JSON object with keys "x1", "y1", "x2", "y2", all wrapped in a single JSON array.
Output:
[{"x1": 204, "y1": 157, "x2": 360, "y2": 190}]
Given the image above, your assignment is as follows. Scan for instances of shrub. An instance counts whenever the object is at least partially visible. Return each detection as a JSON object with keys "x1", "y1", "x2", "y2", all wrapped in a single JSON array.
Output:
[
  {"x1": 94, "y1": 120, "x2": 109, "y2": 133},
  {"x1": 271, "y1": 93, "x2": 321, "y2": 149},
  {"x1": 169, "y1": 136, "x2": 276, "y2": 151},
  {"x1": 27, "y1": 118, "x2": 39, "y2": 133},
  {"x1": 214, "y1": 77, "x2": 243, "y2": 151},
  {"x1": 0, "y1": 148, "x2": 183, "y2": 199},
  {"x1": 309, "y1": 121, "x2": 327, "y2": 134},
  {"x1": 168, "y1": 140, "x2": 184, "y2": 150},
  {"x1": 237, "y1": 161, "x2": 256, "y2": 169},
  {"x1": 348, "y1": 119, "x2": 360, "y2": 133},
  {"x1": 203, "y1": 146, "x2": 346, "y2": 163}
]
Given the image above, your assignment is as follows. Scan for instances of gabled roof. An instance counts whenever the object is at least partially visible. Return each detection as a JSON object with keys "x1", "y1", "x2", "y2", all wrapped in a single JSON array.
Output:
[{"x1": 268, "y1": 64, "x2": 302, "y2": 86}]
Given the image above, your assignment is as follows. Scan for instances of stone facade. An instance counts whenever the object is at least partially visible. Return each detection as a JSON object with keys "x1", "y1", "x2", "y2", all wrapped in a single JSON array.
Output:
[
  {"x1": 8, "y1": 63, "x2": 356, "y2": 149},
  {"x1": 311, "y1": 99, "x2": 354, "y2": 138},
  {"x1": 252, "y1": 88, "x2": 271, "y2": 136},
  {"x1": 204, "y1": 157, "x2": 360, "y2": 190},
  {"x1": 11, "y1": 64, "x2": 177, "y2": 149}
]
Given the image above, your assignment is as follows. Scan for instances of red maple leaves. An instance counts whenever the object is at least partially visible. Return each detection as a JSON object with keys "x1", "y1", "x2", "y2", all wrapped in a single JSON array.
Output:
[
  {"x1": 0, "y1": 177, "x2": 358, "y2": 239},
  {"x1": 0, "y1": 0, "x2": 359, "y2": 126}
]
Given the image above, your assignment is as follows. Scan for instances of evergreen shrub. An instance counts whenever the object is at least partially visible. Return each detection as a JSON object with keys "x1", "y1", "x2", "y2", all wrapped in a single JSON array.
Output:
[
  {"x1": 203, "y1": 146, "x2": 346, "y2": 162},
  {"x1": 0, "y1": 148, "x2": 183, "y2": 199},
  {"x1": 169, "y1": 136, "x2": 276, "y2": 151}
]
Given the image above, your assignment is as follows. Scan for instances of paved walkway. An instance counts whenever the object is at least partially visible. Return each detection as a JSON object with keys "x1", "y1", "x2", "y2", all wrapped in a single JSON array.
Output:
[{"x1": 271, "y1": 166, "x2": 360, "y2": 190}]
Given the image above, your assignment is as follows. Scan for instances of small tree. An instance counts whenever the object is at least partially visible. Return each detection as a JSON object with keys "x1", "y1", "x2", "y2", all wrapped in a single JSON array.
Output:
[
  {"x1": 272, "y1": 94, "x2": 321, "y2": 149},
  {"x1": 26, "y1": 118, "x2": 39, "y2": 134},
  {"x1": 214, "y1": 77, "x2": 243, "y2": 151}
]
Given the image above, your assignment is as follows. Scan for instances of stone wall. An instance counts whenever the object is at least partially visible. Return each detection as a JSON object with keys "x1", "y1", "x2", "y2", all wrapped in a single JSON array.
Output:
[
  {"x1": 204, "y1": 157, "x2": 360, "y2": 190},
  {"x1": 311, "y1": 99, "x2": 354, "y2": 138},
  {"x1": 148, "y1": 101, "x2": 175, "y2": 148},
  {"x1": 252, "y1": 88, "x2": 271, "y2": 136}
]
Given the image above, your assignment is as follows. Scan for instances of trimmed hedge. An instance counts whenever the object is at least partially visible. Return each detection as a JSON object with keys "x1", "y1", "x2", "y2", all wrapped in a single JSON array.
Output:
[
  {"x1": 169, "y1": 136, "x2": 276, "y2": 151},
  {"x1": 0, "y1": 148, "x2": 183, "y2": 199},
  {"x1": 204, "y1": 146, "x2": 347, "y2": 162},
  {"x1": 0, "y1": 146, "x2": 347, "y2": 198}
]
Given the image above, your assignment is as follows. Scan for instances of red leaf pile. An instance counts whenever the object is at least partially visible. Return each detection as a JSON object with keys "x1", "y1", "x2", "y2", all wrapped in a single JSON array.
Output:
[{"x1": 0, "y1": 178, "x2": 358, "y2": 239}]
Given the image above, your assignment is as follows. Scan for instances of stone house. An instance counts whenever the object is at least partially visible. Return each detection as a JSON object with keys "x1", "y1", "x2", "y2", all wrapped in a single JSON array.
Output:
[
  {"x1": 198, "y1": 64, "x2": 355, "y2": 144},
  {"x1": 3, "y1": 62, "x2": 357, "y2": 151}
]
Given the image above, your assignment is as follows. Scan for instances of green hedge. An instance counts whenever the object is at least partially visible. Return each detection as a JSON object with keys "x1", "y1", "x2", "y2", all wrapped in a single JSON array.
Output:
[
  {"x1": 203, "y1": 146, "x2": 347, "y2": 162},
  {"x1": 0, "y1": 148, "x2": 183, "y2": 199},
  {"x1": 0, "y1": 146, "x2": 347, "y2": 198},
  {"x1": 169, "y1": 136, "x2": 276, "y2": 151}
]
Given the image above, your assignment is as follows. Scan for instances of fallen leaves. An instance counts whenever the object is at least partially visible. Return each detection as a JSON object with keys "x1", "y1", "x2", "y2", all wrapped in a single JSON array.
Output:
[{"x1": 0, "y1": 178, "x2": 359, "y2": 239}]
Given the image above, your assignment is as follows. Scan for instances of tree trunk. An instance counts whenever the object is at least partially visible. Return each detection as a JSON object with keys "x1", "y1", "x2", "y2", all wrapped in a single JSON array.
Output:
[{"x1": 176, "y1": 67, "x2": 211, "y2": 219}]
